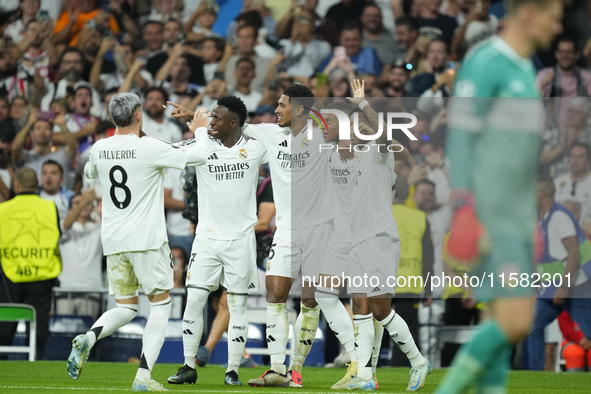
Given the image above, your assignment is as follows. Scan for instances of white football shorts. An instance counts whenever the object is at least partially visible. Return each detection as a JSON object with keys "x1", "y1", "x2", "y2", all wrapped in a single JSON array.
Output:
[
  {"x1": 186, "y1": 232, "x2": 260, "y2": 293},
  {"x1": 107, "y1": 242, "x2": 173, "y2": 297},
  {"x1": 266, "y1": 221, "x2": 333, "y2": 279},
  {"x1": 347, "y1": 235, "x2": 400, "y2": 296}
]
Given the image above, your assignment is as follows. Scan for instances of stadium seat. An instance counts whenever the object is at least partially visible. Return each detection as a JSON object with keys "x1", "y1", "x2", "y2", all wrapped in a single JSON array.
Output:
[
  {"x1": 436, "y1": 325, "x2": 475, "y2": 348},
  {"x1": 44, "y1": 315, "x2": 94, "y2": 360},
  {"x1": 0, "y1": 303, "x2": 36, "y2": 361}
]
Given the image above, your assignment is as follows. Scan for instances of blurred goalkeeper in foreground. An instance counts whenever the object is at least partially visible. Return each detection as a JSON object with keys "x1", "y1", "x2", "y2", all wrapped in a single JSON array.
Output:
[{"x1": 436, "y1": 0, "x2": 566, "y2": 393}]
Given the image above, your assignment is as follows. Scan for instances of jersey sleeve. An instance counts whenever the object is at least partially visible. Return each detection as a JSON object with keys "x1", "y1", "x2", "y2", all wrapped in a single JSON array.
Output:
[
  {"x1": 446, "y1": 53, "x2": 496, "y2": 190},
  {"x1": 84, "y1": 145, "x2": 98, "y2": 180},
  {"x1": 242, "y1": 124, "x2": 272, "y2": 145},
  {"x1": 150, "y1": 128, "x2": 209, "y2": 169}
]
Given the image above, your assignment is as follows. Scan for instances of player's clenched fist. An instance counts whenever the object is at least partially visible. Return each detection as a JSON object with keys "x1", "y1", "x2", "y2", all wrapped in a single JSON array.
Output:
[{"x1": 187, "y1": 108, "x2": 210, "y2": 133}]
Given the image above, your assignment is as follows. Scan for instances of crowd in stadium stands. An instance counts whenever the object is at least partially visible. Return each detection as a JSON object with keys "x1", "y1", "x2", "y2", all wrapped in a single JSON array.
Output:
[{"x1": 1, "y1": 0, "x2": 591, "y2": 371}]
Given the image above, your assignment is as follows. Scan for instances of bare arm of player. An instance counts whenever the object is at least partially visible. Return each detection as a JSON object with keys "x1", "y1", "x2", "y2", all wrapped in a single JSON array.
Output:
[
  {"x1": 347, "y1": 79, "x2": 389, "y2": 154},
  {"x1": 254, "y1": 202, "x2": 276, "y2": 233},
  {"x1": 184, "y1": 108, "x2": 211, "y2": 166},
  {"x1": 168, "y1": 101, "x2": 195, "y2": 120}
]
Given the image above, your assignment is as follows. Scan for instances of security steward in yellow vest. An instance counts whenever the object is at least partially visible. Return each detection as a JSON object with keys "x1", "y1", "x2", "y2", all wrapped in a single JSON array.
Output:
[
  {"x1": 0, "y1": 168, "x2": 62, "y2": 360},
  {"x1": 391, "y1": 177, "x2": 434, "y2": 367}
]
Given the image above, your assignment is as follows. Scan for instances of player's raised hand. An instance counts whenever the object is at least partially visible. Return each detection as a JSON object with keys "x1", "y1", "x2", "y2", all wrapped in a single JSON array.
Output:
[
  {"x1": 188, "y1": 108, "x2": 210, "y2": 133},
  {"x1": 347, "y1": 79, "x2": 366, "y2": 106},
  {"x1": 168, "y1": 101, "x2": 194, "y2": 120}
]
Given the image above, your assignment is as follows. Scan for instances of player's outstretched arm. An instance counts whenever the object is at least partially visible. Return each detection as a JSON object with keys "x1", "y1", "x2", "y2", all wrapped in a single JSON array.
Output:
[
  {"x1": 347, "y1": 79, "x2": 389, "y2": 154},
  {"x1": 168, "y1": 101, "x2": 195, "y2": 120},
  {"x1": 184, "y1": 108, "x2": 211, "y2": 166}
]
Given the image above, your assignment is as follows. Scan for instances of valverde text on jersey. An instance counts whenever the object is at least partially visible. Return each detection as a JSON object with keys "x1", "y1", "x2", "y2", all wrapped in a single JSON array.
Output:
[{"x1": 305, "y1": 107, "x2": 418, "y2": 152}]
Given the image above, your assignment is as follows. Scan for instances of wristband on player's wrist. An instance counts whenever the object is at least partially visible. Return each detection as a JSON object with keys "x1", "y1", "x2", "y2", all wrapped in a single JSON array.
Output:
[{"x1": 359, "y1": 100, "x2": 370, "y2": 110}]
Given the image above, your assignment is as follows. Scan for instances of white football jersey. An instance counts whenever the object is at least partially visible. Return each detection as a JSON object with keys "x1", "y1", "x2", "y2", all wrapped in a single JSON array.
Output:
[
  {"x1": 328, "y1": 151, "x2": 355, "y2": 243},
  {"x1": 242, "y1": 123, "x2": 332, "y2": 230},
  {"x1": 349, "y1": 148, "x2": 399, "y2": 246},
  {"x1": 194, "y1": 134, "x2": 268, "y2": 240},
  {"x1": 84, "y1": 130, "x2": 209, "y2": 255}
]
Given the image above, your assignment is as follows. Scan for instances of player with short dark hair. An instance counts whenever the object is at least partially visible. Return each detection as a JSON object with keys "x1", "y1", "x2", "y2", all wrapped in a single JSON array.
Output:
[{"x1": 167, "y1": 95, "x2": 268, "y2": 387}]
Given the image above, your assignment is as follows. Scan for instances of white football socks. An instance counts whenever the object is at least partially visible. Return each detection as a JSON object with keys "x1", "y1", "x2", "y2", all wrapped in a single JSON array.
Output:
[
  {"x1": 372, "y1": 318, "x2": 384, "y2": 373},
  {"x1": 136, "y1": 297, "x2": 171, "y2": 382},
  {"x1": 290, "y1": 302, "x2": 320, "y2": 373},
  {"x1": 226, "y1": 292, "x2": 249, "y2": 374},
  {"x1": 267, "y1": 302, "x2": 289, "y2": 374},
  {"x1": 87, "y1": 303, "x2": 138, "y2": 349},
  {"x1": 316, "y1": 287, "x2": 357, "y2": 362},
  {"x1": 380, "y1": 310, "x2": 425, "y2": 368},
  {"x1": 182, "y1": 287, "x2": 210, "y2": 369},
  {"x1": 354, "y1": 313, "x2": 374, "y2": 380}
]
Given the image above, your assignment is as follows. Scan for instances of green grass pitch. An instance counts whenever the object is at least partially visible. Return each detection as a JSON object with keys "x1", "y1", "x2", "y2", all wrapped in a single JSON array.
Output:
[{"x1": 1, "y1": 361, "x2": 590, "y2": 393}]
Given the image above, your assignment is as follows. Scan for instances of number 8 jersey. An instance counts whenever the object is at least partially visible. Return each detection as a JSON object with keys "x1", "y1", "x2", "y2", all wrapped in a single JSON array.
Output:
[{"x1": 85, "y1": 131, "x2": 209, "y2": 256}]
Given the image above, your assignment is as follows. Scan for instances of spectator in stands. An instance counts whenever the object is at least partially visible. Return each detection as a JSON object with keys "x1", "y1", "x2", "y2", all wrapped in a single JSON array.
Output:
[
  {"x1": 278, "y1": 10, "x2": 331, "y2": 78},
  {"x1": 391, "y1": 177, "x2": 433, "y2": 366},
  {"x1": 52, "y1": 85, "x2": 98, "y2": 157},
  {"x1": 221, "y1": 24, "x2": 270, "y2": 93},
  {"x1": 155, "y1": 43, "x2": 201, "y2": 104},
  {"x1": 558, "y1": 310, "x2": 591, "y2": 372},
  {"x1": 250, "y1": 105, "x2": 277, "y2": 124},
  {"x1": 138, "y1": 0, "x2": 183, "y2": 26},
  {"x1": 145, "y1": 20, "x2": 206, "y2": 87},
  {"x1": 9, "y1": 96, "x2": 28, "y2": 130},
  {"x1": 0, "y1": 43, "x2": 44, "y2": 105},
  {"x1": 541, "y1": 98, "x2": 591, "y2": 178},
  {"x1": 52, "y1": 0, "x2": 120, "y2": 46},
  {"x1": 395, "y1": 16, "x2": 421, "y2": 66},
  {"x1": 91, "y1": 39, "x2": 152, "y2": 98},
  {"x1": 0, "y1": 168, "x2": 62, "y2": 360},
  {"x1": 228, "y1": 58, "x2": 262, "y2": 113},
  {"x1": 11, "y1": 111, "x2": 78, "y2": 185},
  {"x1": 324, "y1": 0, "x2": 372, "y2": 46},
  {"x1": 200, "y1": 37, "x2": 224, "y2": 84},
  {"x1": 418, "y1": 139, "x2": 451, "y2": 206},
  {"x1": 20, "y1": 18, "x2": 57, "y2": 82},
  {"x1": 383, "y1": 59, "x2": 416, "y2": 98},
  {"x1": 136, "y1": 20, "x2": 164, "y2": 58},
  {"x1": 183, "y1": 78, "x2": 227, "y2": 112},
  {"x1": 41, "y1": 48, "x2": 103, "y2": 118},
  {"x1": 451, "y1": 0, "x2": 499, "y2": 59},
  {"x1": 415, "y1": 0, "x2": 458, "y2": 45},
  {"x1": 38, "y1": 159, "x2": 74, "y2": 219},
  {"x1": 73, "y1": 119, "x2": 113, "y2": 194},
  {"x1": 0, "y1": 97, "x2": 9, "y2": 122},
  {"x1": 74, "y1": 26, "x2": 106, "y2": 81},
  {"x1": 537, "y1": 36, "x2": 591, "y2": 129},
  {"x1": 319, "y1": 22, "x2": 382, "y2": 76},
  {"x1": 184, "y1": 1, "x2": 219, "y2": 43},
  {"x1": 361, "y1": 4, "x2": 400, "y2": 67},
  {"x1": 554, "y1": 142, "x2": 591, "y2": 236},
  {"x1": 141, "y1": 86, "x2": 182, "y2": 142},
  {"x1": 529, "y1": 177, "x2": 591, "y2": 371},
  {"x1": 411, "y1": 38, "x2": 449, "y2": 95},
  {"x1": 56, "y1": 189, "x2": 102, "y2": 318},
  {"x1": 0, "y1": 120, "x2": 15, "y2": 202},
  {"x1": 4, "y1": 0, "x2": 41, "y2": 44}
]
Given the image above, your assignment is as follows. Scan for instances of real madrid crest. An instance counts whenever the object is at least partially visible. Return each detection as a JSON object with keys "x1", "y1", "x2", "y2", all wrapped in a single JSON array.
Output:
[
  {"x1": 302, "y1": 137, "x2": 309, "y2": 148},
  {"x1": 239, "y1": 149, "x2": 248, "y2": 159}
]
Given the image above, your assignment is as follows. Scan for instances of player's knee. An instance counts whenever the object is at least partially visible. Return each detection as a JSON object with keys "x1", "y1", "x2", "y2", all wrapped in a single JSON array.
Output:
[
  {"x1": 147, "y1": 289, "x2": 171, "y2": 303},
  {"x1": 301, "y1": 297, "x2": 318, "y2": 308},
  {"x1": 503, "y1": 317, "x2": 532, "y2": 343}
]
